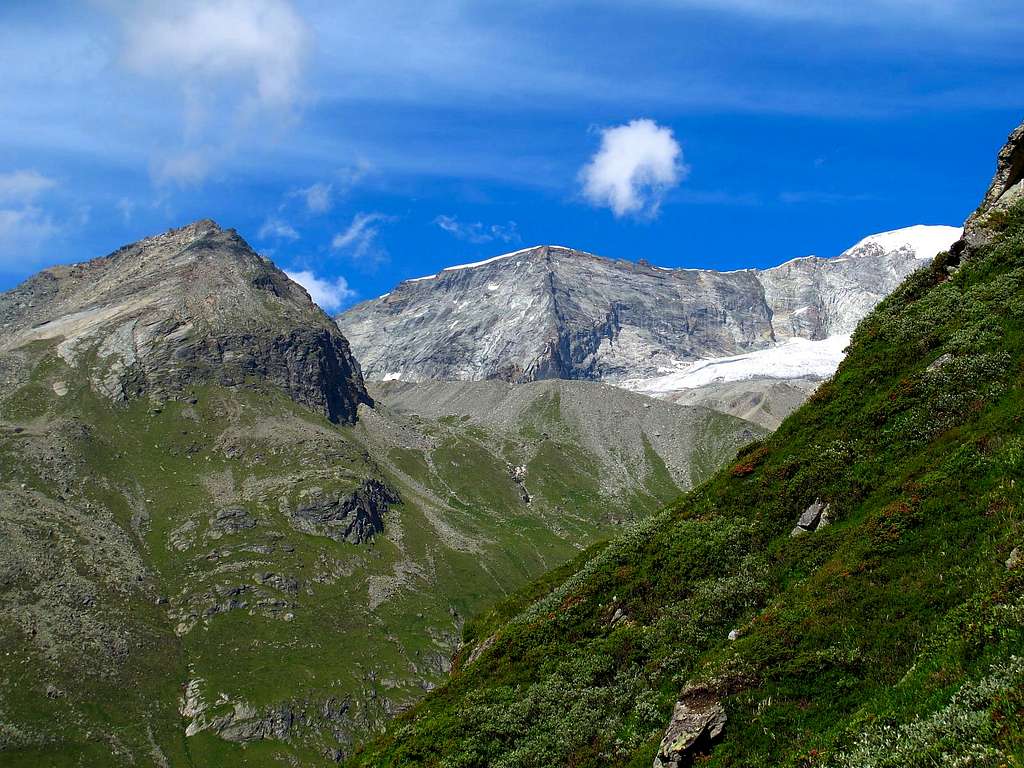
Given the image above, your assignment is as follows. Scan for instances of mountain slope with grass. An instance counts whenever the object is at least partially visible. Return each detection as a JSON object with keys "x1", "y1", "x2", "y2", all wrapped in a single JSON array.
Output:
[
  {"x1": 0, "y1": 225, "x2": 759, "y2": 766},
  {"x1": 346, "y1": 123, "x2": 1024, "y2": 768}
]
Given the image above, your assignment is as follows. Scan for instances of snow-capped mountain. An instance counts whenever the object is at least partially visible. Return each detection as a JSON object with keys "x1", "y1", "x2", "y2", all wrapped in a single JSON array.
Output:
[{"x1": 336, "y1": 225, "x2": 961, "y2": 394}]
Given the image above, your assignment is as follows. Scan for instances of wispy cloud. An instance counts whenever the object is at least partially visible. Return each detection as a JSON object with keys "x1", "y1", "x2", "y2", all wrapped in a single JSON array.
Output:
[
  {"x1": 331, "y1": 211, "x2": 396, "y2": 267},
  {"x1": 579, "y1": 119, "x2": 687, "y2": 218},
  {"x1": 109, "y1": 0, "x2": 311, "y2": 184},
  {"x1": 297, "y1": 182, "x2": 332, "y2": 214},
  {"x1": 258, "y1": 216, "x2": 300, "y2": 240},
  {"x1": 285, "y1": 269, "x2": 357, "y2": 312},
  {"x1": 0, "y1": 170, "x2": 57, "y2": 204},
  {"x1": 434, "y1": 215, "x2": 520, "y2": 244},
  {"x1": 0, "y1": 169, "x2": 59, "y2": 268}
]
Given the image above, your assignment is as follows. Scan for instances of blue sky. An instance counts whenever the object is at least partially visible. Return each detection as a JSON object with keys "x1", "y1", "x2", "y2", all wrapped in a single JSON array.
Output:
[{"x1": 1, "y1": 1, "x2": 1022, "y2": 310}]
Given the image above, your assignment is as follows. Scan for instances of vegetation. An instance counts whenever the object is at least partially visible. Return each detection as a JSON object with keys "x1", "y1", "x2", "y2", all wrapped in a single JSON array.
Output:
[{"x1": 347, "y1": 205, "x2": 1024, "y2": 767}]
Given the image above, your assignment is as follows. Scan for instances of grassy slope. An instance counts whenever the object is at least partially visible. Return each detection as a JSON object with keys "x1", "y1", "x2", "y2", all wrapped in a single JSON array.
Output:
[
  {"x1": 0, "y1": 339, "x2": 755, "y2": 764},
  {"x1": 347, "y1": 205, "x2": 1024, "y2": 768}
]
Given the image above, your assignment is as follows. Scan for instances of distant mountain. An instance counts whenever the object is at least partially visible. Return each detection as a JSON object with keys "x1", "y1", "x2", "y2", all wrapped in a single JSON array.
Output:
[
  {"x1": 0, "y1": 219, "x2": 370, "y2": 423},
  {"x1": 336, "y1": 225, "x2": 961, "y2": 389}
]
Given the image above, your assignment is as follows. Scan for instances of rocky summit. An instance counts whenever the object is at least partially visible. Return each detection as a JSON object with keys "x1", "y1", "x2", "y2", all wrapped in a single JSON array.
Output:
[
  {"x1": 336, "y1": 225, "x2": 961, "y2": 386},
  {"x1": 0, "y1": 219, "x2": 370, "y2": 424}
]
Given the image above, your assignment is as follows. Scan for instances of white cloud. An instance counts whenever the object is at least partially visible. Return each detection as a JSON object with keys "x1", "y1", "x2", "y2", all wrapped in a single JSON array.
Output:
[
  {"x1": 331, "y1": 211, "x2": 395, "y2": 266},
  {"x1": 0, "y1": 207, "x2": 58, "y2": 268},
  {"x1": 0, "y1": 169, "x2": 59, "y2": 268},
  {"x1": 258, "y1": 216, "x2": 300, "y2": 240},
  {"x1": 109, "y1": 0, "x2": 310, "y2": 185},
  {"x1": 299, "y1": 182, "x2": 333, "y2": 214},
  {"x1": 0, "y1": 170, "x2": 57, "y2": 204},
  {"x1": 579, "y1": 118, "x2": 687, "y2": 218},
  {"x1": 152, "y1": 149, "x2": 210, "y2": 187},
  {"x1": 285, "y1": 269, "x2": 358, "y2": 312},
  {"x1": 434, "y1": 215, "x2": 520, "y2": 244},
  {"x1": 118, "y1": 0, "x2": 309, "y2": 110}
]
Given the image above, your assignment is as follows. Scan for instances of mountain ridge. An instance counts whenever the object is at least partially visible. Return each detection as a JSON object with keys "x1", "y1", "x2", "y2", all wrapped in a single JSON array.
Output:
[{"x1": 337, "y1": 225, "x2": 961, "y2": 386}]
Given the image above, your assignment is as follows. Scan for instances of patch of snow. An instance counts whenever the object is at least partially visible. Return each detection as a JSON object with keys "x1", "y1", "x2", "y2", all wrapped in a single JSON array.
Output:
[
  {"x1": 623, "y1": 335, "x2": 851, "y2": 393},
  {"x1": 486, "y1": 283, "x2": 500, "y2": 291},
  {"x1": 843, "y1": 225, "x2": 962, "y2": 260},
  {"x1": 792, "y1": 305, "x2": 812, "y2": 316},
  {"x1": 378, "y1": 292, "x2": 390, "y2": 300},
  {"x1": 382, "y1": 372, "x2": 403, "y2": 381}
]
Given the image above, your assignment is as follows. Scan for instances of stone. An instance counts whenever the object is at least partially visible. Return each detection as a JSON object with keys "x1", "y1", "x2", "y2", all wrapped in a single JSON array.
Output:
[
  {"x1": 654, "y1": 694, "x2": 727, "y2": 768},
  {"x1": 209, "y1": 506, "x2": 256, "y2": 537},
  {"x1": 1007, "y1": 548, "x2": 1022, "y2": 571},
  {"x1": 791, "y1": 498, "x2": 831, "y2": 536}
]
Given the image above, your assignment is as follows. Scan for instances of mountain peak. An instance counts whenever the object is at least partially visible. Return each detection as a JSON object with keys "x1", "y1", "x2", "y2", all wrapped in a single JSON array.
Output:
[{"x1": 0, "y1": 221, "x2": 370, "y2": 422}]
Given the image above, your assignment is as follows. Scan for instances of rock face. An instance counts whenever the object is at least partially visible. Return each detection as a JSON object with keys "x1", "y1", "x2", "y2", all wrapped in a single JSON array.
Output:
[
  {"x1": 337, "y1": 227, "x2": 960, "y2": 386},
  {"x1": 654, "y1": 689, "x2": 727, "y2": 768},
  {"x1": 961, "y1": 121, "x2": 1024, "y2": 250},
  {"x1": 287, "y1": 479, "x2": 399, "y2": 544},
  {"x1": 0, "y1": 220, "x2": 370, "y2": 423}
]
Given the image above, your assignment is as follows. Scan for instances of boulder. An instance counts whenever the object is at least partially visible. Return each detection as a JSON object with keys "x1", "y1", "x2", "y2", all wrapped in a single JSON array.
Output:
[
  {"x1": 653, "y1": 692, "x2": 727, "y2": 768},
  {"x1": 790, "y1": 498, "x2": 832, "y2": 536}
]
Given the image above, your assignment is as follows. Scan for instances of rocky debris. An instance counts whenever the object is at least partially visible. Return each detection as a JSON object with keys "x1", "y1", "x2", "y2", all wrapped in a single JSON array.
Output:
[
  {"x1": 927, "y1": 353, "x2": 954, "y2": 373},
  {"x1": 287, "y1": 479, "x2": 399, "y2": 544},
  {"x1": 213, "y1": 701, "x2": 295, "y2": 743},
  {"x1": 338, "y1": 232, "x2": 956, "y2": 385},
  {"x1": 464, "y1": 634, "x2": 497, "y2": 668},
  {"x1": 791, "y1": 498, "x2": 832, "y2": 536},
  {"x1": 209, "y1": 505, "x2": 256, "y2": 537},
  {"x1": 962, "y1": 121, "x2": 1024, "y2": 250},
  {"x1": 654, "y1": 684, "x2": 727, "y2": 768},
  {"x1": 0, "y1": 219, "x2": 370, "y2": 423},
  {"x1": 1007, "y1": 548, "x2": 1022, "y2": 571},
  {"x1": 507, "y1": 462, "x2": 531, "y2": 503}
]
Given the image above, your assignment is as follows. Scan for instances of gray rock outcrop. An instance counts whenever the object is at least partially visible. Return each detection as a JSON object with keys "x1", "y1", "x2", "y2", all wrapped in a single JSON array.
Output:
[
  {"x1": 790, "y1": 498, "x2": 832, "y2": 536},
  {"x1": 654, "y1": 687, "x2": 727, "y2": 768},
  {"x1": 961, "y1": 121, "x2": 1024, "y2": 250},
  {"x1": 287, "y1": 479, "x2": 399, "y2": 544}
]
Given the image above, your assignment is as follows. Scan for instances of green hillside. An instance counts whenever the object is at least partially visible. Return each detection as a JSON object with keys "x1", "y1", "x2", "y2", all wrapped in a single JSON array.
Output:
[
  {"x1": 346, "y1": 204, "x2": 1024, "y2": 764},
  {"x1": 0, "y1": 343, "x2": 755, "y2": 765}
]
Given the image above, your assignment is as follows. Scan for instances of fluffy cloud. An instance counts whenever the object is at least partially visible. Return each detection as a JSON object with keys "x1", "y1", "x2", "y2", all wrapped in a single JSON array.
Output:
[
  {"x1": 434, "y1": 215, "x2": 520, "y2": 245},
  {"x1": 331, "y1": 212, "x2": 395, "y2": 266},
  {"x1": 579, "y1": 119, "x2": 687, "y2": 218},
  {"x1": 285, "y1": 269, "x2": 358, "y2": 312},
  {"x1": 258, "y1": 216, "x2": 300, "y2": 241}
]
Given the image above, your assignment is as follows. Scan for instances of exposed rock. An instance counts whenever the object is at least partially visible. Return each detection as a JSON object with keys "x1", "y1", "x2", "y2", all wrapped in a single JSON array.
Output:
[
  {"x1": 654, "y1": 687, "x2": 727, "y2": 768},
  {"x1": 927, "y1": 353, "x2": 954, "y2": 373},
  {"x1": 288, "y1": 479, "x2": 399, "y2": 544},
  {"x1": 1007, "y1": 548, "x2": 1022, "y2": 571},
  {"x1": 791, "y1": 498, "x2": 832, "y2": 536},
  {"x1": 338, "y1": 229, "x2": 958, "y2": 386},
  {"x1": 213, "y1": 701, "x2": 295, "y2": 743},
  {"x1": 962, "y1": 121, "x2": 1024, "y2": 250},
  {"x1": 0, "y1": 220, "x2": 370, "y2": 423},
  {"x1": 209, "y1": 505, "x2": 256, "y2": 537}
]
